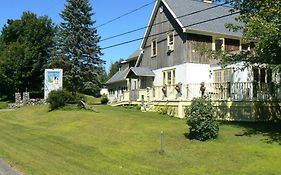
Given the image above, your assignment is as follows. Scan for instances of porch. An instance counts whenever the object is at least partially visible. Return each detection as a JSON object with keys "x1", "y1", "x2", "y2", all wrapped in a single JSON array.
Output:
[
  {"x1": 133, "y1": 82, "x2": 281, "y2": 102},
  {"x1": 109, "y1": 82, "x2": 281, "y2": 120}
]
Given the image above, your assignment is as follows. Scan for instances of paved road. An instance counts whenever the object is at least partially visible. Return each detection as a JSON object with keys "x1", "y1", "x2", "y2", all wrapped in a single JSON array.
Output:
[{"x1": 0, "y1": 160, "x2": 21, "y2": 175}]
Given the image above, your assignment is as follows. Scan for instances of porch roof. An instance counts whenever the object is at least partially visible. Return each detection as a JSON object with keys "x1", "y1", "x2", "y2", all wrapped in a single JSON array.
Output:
[
  {"x1": 126, "y1": 67, "x2": 155, "y2": 78},
  {"x1": 106, "y1": 68, "x2": 130, "y2": 84}
]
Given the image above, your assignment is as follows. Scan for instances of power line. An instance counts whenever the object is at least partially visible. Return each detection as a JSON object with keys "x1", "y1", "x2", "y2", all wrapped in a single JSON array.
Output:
[
  {"x1": 100, "y1": 1, "x2": 231, "y2": 42},
  {"x1": 101, "y1": 11, "x2": 240, "y2": 50},
  {"x1": 96, "y1": 0, "x2": 156, "y2": 28}
]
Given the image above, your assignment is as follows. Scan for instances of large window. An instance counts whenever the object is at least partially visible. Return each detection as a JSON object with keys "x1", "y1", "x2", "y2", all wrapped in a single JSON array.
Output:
[
  {"x1": 167, "y1": 32, "x2": 174, "y2": 51},
  {"x1": 151, "y1": 39, "x2": 157, "y2": 57},
  {"x1": 163, "y1": 69, "x2": 176, "y2": 85},
  {"x1": 214, "y1": 69, "x2": 232, "y2": 83}
]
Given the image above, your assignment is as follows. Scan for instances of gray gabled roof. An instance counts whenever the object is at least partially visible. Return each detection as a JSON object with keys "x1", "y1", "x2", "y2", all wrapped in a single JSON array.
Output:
[
  {"x1": 106, "y1": 67, "x2": 129, "y2": 84},
  {"x1": 120, "y1": 49, "x2": 141, "y2": 64},
  {"x1": 141, "y1": 0, "x2": 243, "y2": 48},
  {"x1": 127, "y1": 67, "x2": 155, "y2": 77},
  {"x1": 164, "y1": 0, "x2": 243, "y2": 37},
  {"x1": 127, "y1": 50, "x2": 141, "y2": 61}
]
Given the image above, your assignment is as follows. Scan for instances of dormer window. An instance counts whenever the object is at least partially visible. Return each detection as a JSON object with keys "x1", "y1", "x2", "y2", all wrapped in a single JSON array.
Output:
[
  {"x1": 151, "y1": 39, "x2": 157, "y2": 57},
  {"x1": 213, "y1": 37, "x2": 225, "y2": 51},
  {"x1": 167, "y1": 32, "x2": 174, "y2": 51}
]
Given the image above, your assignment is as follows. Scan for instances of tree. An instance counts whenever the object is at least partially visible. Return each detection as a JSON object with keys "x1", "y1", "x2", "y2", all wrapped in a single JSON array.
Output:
[
  {"x1": 107, "y1": 58, "x2": 124, "y2": 79},
  {"x1": 216, "y1": 0, "x2": 281, "y2": 70},
  {"x1": 0, "y1": 12, "x2": 55, "y2": 99},
  {"x1": 51, "y1": 0, "x2": 104, "y2": 95}
]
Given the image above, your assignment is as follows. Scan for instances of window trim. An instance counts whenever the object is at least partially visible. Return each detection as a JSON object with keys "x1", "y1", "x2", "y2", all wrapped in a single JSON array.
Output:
[
  {"x1": 167, "y1": 32, "x2": 174, "y2": 51},
  {"x1": 212, "y1": 37, "x2": 225, "y2": 51},
  {"x1": 151, "y1": 39, "x2": 157, "y2": 57},
  {"x1": 213, "y1": 68, "x2": 233, "y2": 83},
  {"x1": 163, "y1": 68, "x2": 176, "y2": 85}
]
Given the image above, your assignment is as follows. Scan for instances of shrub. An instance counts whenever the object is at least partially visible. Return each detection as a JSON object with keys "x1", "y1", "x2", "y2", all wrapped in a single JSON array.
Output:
[
  {"x1": 100, "y1": 95, "x2": 109, "y2": 104},
  {"x1": 46, "y1": 89, "x2": 75, "y2": 111},
  {"x1": 135, "y1": 105, "x2": 141, "y2": 110},
  {"x1": 185, "y1": 97, "x2": 219, "y2": 141},
  {"x1": 158, "y1": 106, "x2": 169, "y2": 115}
]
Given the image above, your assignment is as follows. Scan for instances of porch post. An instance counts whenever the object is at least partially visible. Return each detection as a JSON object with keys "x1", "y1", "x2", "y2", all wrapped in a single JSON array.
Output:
[{"x1": 127, "y1": 78, "x2": 131, "y2": 102}]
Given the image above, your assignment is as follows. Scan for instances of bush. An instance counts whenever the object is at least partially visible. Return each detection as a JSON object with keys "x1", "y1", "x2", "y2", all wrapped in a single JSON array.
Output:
[
  {"x1": 100, "y1": 95, "x2": 109, "y2": 104},
  {"x1": 185, "y1": 97, "x2": 219, "y2": 141},
  {"x1": 158, "y1": 106, "x2": 169, "y2": 115},
  {"x1": 46, "y1": 89, "x2": 76, "y2": 111},
  {"x1": 135, "y1": 105, "x2": 141, "y2": 110}
]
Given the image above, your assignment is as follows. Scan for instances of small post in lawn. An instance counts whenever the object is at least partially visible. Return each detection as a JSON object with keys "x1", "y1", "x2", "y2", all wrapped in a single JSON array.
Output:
[{"x1": 160, "y1": 131, "x2": 164, "y2": 155}]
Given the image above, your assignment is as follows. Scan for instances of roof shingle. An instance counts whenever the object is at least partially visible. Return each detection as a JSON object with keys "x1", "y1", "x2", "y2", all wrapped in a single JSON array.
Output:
[{"x1": 164, "y1": 0, "x2": 243, "y2": 37}]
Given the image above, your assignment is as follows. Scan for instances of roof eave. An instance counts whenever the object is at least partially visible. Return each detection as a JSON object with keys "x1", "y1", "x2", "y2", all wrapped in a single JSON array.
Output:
[
  {"x1": 184, "y1": 28, "x2": 242, "y2": 39},
  {"x1": 140, "y1": 0, "x2": 162, "y2": 49},
  {"x1": 105, "y1": 79, "x2": 127, "y2": 85},
  {"x1": 162, "y1": 0, "x2": 184, "y2": 28}
]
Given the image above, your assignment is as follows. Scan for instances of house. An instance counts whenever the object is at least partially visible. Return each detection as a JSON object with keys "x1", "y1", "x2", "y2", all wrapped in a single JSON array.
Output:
[
  {"x1": 107, "y1": 0, "x2": 281, "y2": 120},
  {"x1": 106, "y1": 50, "x2": 141, "y2": 102}
]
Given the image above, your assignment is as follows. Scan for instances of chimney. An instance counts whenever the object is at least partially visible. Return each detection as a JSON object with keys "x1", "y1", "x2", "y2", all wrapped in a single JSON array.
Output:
[{"x1": 203, "y1": 0, "x2": 213, "y2": 3}]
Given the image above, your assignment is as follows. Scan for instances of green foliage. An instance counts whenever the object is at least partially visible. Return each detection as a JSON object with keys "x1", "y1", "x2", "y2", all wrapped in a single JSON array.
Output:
[
  {"x1": 50, "y1": 0, "x2": 105, "y2": 95},
  {"x1": 135, "y1": 105, "x2": 141, "y2": 110},
  {"x1": 186, "y1": 97, "x2": 219, "y2": 141},
  {"x1": 0, "y1": 12, "x2": 55, "y2": 99},
  {"x1": 46, "y1": 89, "x2": 76, "y2": 111},
  {"x1": 100, "y1": 95, "x2": 109, "y2": 104},
  {"x1": 157, "y1": 106, "x2": 175, "y2": 117},
  {"x1": 158, "y1": 106, "x2": 169, "y2": 115},
  {"x1": 107, "y1": 58, "x2": 124, "y2": 80},
  {"x1": 217, "y1": 0, "x2": 281, "y2": 70}
]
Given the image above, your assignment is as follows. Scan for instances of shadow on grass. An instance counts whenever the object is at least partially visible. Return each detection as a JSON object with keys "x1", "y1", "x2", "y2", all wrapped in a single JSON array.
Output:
[{"x1": 224, "y1": 121, "x2": 281, "y2": 145}]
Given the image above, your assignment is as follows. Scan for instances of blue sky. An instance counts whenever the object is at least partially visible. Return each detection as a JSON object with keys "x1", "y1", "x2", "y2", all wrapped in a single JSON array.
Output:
[{"x1": 0, "y1": 0, "x2": 154, "y2": 72}]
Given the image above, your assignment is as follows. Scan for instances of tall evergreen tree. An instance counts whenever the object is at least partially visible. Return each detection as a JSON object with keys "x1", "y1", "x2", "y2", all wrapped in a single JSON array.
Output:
[{"x1": 54, "y1": 0, "x2": 104, "y2": 95}]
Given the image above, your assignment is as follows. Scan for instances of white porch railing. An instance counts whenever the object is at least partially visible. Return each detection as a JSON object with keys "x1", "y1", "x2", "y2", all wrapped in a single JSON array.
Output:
[
  {"x1": 133, "y1": 82, "x2": 281, "y2": 102},
  {"x1": 109, "y1": 82, "x2": 281, "y2": 103}
]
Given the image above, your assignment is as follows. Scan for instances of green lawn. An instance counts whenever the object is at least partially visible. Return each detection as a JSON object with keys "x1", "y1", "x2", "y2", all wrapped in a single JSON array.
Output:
[
  {"x1": 0, "y1": 102, "x2": 8, "y2": 109},
  {"x1": 0, "y1": 105, "x2": 280, "y2": 175}
]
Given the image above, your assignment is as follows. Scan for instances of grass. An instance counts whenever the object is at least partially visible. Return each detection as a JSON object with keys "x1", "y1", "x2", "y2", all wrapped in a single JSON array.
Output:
[
  {"x1": 0, "y1": 102, "x2": 8, "y2": 109},
  {"x1": 82, "y1": 94, "x2": 101, "y2": 105},
  {"x1": 0, "y1": 105, "x2": 280, "y2": 175}
]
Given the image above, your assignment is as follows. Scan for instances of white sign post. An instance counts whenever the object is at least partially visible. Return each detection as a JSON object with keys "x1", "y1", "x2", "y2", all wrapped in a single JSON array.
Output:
[{"x1": 44, "y1": 69, "x2": 63, "y2": 99}]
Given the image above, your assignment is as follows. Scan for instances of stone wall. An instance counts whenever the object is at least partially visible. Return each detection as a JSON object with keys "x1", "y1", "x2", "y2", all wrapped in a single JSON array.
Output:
[{"x1": 9, "y1": 92, "x2": 45, "y2": 109}]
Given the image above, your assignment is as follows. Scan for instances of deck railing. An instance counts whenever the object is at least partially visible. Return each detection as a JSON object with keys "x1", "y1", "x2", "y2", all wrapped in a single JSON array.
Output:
[
  {"x1": 142, "y1": 82, "x2": 281, "y2": 102},
  {"x1": 109, "y1": 82, "x2": 281, "y2": 103}
]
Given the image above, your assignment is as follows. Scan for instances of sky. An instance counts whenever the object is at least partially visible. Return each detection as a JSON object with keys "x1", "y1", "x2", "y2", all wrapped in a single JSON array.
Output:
[{"x1": 0, "y1": 0, "x2": 155, "y2": 72}]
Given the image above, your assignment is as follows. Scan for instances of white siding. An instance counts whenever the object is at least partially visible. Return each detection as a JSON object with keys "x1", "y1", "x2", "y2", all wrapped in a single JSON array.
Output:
[{"x1": 153, "y1": 62, "x2": 211, "y2": 86}]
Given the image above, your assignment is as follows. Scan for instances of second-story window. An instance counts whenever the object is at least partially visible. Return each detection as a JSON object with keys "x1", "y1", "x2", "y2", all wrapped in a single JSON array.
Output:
[
  {"x1": 151, "y1": 39, "x2": 157, "y2": 57},
  {"x1": 213, "y1": 37, "x2": 225, "y2": 51},
  {"x1": 167, "y1": 32, "x2": 174, "y2": 51}
]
